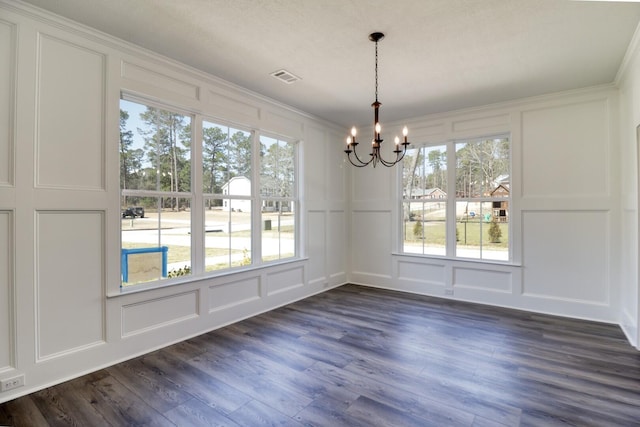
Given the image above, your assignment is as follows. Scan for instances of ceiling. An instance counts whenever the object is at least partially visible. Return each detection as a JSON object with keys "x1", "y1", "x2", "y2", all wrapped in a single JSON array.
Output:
[{"x1": 18, "y1": 0, "x2": 640, "y2": 127}]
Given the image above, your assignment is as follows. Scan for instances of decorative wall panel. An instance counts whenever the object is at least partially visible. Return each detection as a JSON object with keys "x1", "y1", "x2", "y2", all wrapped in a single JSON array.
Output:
[
  {"x1": 522, "y1": 210, "x2": 609, "y2": 304},
  {"x1": 207, "y1": 89, "x2": 260, "y2": 123},
  {"x1": 453, "y1": 266, "x2": 512, "y2": 293},
  {"x1": 36, "y1": 211, "x2": 104, "y2": 360},
  {"x1": 122, "y1": 291, "x2": 199, "y2": 337},
  {"x1": 305, "y1": 127, "x2": 326, "y2": 201},
  {"x1": 327, "y1": 131, "x2": 346, "y2": 202},
  {"x1": 122, "y1": 61, "x2": 199, "y2": 101},
  {"x1": 397, "y1": 260, "x2": 446, "y2": 286},
  {"x1": 521, "y1": 99, "x2": 609, "y2": 198},
  {"x1": 327, "y1": 210, "x2": 346, "y2": 279},
  {"x1": 209, "y1": 277, "x2": 260, "y2": 313},
  {"x1": 0, "y1": 211, "x2": 13, "y2": 370},
  {"x1": 452, "y1": 113, "x2": 510, "y2": 133},
  {"x1": 351, "y1": 211, "x2": 392, "y2": 278},
  {"x1": 307, "y1": 211, "x2": 326, "y2": 284},
  {"x1": 266, "y1": 266, "x2": 304, "y2": 296},
  {"x1": 36, "y1": 35, "x2": 105, "y2": 190},
  {"x1": 0, "y1": 20, "x2": 15, "y2": 187}
]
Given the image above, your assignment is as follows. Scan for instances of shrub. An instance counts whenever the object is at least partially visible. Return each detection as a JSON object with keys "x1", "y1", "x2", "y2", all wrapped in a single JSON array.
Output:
[
  {"x1": 488, "y1": 220, "x2": 502, "y2": 243},
  {"x1": 413, "y1": 221, "x2": 424, "y2": 239}
]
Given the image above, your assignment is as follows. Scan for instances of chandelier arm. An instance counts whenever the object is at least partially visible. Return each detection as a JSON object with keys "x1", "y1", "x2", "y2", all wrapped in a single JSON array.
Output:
[
  {"x1": 376, "y1": 143, "x2": 409, "y2": 167},
  {"x1": 348, "y1": 143, "x2": 375, "y2": 167}
]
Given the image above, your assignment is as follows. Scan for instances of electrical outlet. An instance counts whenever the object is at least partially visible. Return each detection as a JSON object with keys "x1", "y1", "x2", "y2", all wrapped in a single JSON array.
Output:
[
  {"x1": 1, "y1": 375, "x2": 25, "y2": 392},
  {"x1": 444, "y1": 289, "x2": 454, "y2": 296}
]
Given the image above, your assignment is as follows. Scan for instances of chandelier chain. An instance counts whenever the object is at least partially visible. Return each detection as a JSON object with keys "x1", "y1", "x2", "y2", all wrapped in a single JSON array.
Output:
[{"x1": 374, "y1": 40, "x2": 379, "y2": 103}]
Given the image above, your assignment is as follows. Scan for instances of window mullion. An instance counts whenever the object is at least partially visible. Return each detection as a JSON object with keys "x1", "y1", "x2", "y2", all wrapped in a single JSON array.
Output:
[{"x1": 446, "y1": 141, "x2": 457, "y2": 258}]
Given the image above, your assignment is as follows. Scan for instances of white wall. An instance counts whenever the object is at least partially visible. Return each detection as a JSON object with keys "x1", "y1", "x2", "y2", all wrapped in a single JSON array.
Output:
[
  {"x1": 617, "y1": 25, "x2": 640, "y2": 348},
  {"x1": 0, "y1": 1, "x2": 348, "y2": 403},
  {"x1": 350, "y1": 85, "x2": 624, "y2": 325}
]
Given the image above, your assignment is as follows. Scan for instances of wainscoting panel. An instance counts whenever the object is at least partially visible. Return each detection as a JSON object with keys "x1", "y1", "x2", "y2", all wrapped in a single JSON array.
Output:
[
  {"x1": 207, "y1": 88, "x2": 260, "y2": 124},
  {"x1": 122, "y1": 290, "x2": 199, "y2": 337},
  {"x1": 351, "y1": 211, "x2": 392, "y2": 279},
  {"x1": 36, "y1": 34, "x2": 105, "y2": 190},
  {"x1": 263, "y1": 110, "x2": 304, "y2": 140},
  {"x1": 307, "y1": 211, "x2": 327, "y2": 285},
  {"x1": 208, "y1": 277, "x2": 261, "y2": 313},
  {"x1": 453, "y1": 266, "x2": 512, "y2": 293},
  {"x1": 121, "y1": 60, "x2": 200, "y2": 102},
  {"x1": 0, "y1": 19, "x2": 15, "y2": 187},
  {"x1": 522, "y1": 210, "x2": 609, "y2": 304},
  {"x1": 397, "y1": 259, "x2": 446, "y2": 286},
  {"x1": 327, "y1": 210, "x2": 347, "y2": 282},
  {"x1": 35, "y1": 211, "x2": 104, "y2": 360},
  {"x1": 304, "y1": 126, "x2": 327, "y2": 202},
  {"x1": 521, "y1": 98, "x2": 609, "y2": 198},
  {"x1": 452, "y1": 113, "x2": 510, "y2": 133},
  {"x1": 0, "y1": 211, "x2": 13, "y2": 371},
  {"x1": 266, "y1": 265, "x2": 304, "y2": 296}
]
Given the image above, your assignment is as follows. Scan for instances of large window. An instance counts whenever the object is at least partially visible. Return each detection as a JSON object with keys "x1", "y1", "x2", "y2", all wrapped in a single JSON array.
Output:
[
  {"x1": 202, "y1": 120, "x2": 253, "y2": 272},
  {"x1": 120, "y1": 99, "x2": 192, "y2": 286},
  {"x1": 260, "y1": 135, "x2": 297, "y2": 262},
  {"x1": 402, "y1": 136, "x2": 510, "y2": 261},
  {"x1": 119, "y1": 97, "x2": 298, "y2": 288}
]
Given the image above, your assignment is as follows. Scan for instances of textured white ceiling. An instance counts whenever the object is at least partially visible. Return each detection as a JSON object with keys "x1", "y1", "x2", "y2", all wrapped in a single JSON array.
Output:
[{"x1": 17, "y1": 0, "x2": 640, "y2": 127}]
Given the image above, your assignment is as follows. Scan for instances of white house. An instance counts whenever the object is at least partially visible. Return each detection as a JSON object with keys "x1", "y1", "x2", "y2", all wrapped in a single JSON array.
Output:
[{"x1": 221, "y1": 176, "x2": 252, "y2": 213}]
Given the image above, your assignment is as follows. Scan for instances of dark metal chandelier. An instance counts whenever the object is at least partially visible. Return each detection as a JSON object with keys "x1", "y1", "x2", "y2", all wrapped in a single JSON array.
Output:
[{"x1": 344, "y1": 32, "x2": 410, "y2": 168}]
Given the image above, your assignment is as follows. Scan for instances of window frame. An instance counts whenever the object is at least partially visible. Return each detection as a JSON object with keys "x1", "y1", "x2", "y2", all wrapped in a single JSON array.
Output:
[
  {"x1": 400, "y1": 133, "x2": 512, "y2": 263},
  {"x1": 118, "y1": 93, "x2": 301, "y2": 292}
]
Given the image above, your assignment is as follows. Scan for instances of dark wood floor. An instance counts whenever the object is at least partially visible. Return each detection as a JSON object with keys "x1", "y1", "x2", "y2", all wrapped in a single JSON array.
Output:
[{"x1": 1, "y1": 284, "x2": 640, "y2": 426}]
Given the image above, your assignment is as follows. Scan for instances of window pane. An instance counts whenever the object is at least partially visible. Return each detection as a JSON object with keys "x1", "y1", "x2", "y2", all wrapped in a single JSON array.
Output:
[
  {"x1": 260, "y1": 136, "x2": 295, "y2": 197},
  {"x1": 262, "y1": 203, "x2": 295, "y2": 262},
  {"x1": 455, "y1": 201, "x2": 508, "y2": 261},
  {"x1": 202, "y1": 121, "x2": 252, "y2": 195},
  {"x1": 204, "y1": 198, "x2": 251, "y2": 271},
  {"x1": 403, "y1": 201, "x2": 446, "y2": 256},
  {"x1": 120, "y1": 99, "x2": 191, "y2": 192},
  {"x1": 121, "y1": 196, "x2": 191, "y2": 285},
  {"x1": 455, "y1": 138, "x2": 509, "y2": 199},
  {"x1": 402, "y1": 145, "x2": 447, "y2": 199}
]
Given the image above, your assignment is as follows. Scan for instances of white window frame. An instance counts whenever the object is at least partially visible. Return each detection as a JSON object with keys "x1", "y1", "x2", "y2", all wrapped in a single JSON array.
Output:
[{"x1": 399, "y1": 133, "x2": 512, "y2": 263}]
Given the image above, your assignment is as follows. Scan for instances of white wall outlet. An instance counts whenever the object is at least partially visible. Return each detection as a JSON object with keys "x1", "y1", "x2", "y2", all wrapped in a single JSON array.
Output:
[
  {"x1": 1, "y1": 374, "x2": 25, "y2": 392},
  {"x1": 444, "y1": 289, "x2": 454, "y2": 296}
]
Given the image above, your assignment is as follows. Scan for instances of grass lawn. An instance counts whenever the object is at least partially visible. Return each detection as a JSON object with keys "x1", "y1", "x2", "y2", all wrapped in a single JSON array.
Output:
[{"x1": 404, "y1": 219, "x2": 509, "y2": 249}]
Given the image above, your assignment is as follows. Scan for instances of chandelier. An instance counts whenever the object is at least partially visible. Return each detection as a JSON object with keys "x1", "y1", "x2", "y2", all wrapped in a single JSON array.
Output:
[{"x1": 344, "y1": 32, "x2": 410, "y2": 168}]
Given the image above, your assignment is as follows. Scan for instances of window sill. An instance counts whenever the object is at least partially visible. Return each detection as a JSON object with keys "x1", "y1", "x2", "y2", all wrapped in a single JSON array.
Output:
[
  {"x1": 107, "y1": 257, "x2": 309, "y2": 298},
  {"x1": 391, "y1": 252, "x2": 521, "y2": 268}
]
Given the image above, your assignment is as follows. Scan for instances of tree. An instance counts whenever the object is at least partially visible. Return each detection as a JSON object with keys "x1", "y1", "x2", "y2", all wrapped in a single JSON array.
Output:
[
  {"x1": 138, "y1": 107, "x2": 190, "y2": 209},
  {"x1": 456, "y1": 139, "x2": 508, "y2": 198},
  {"x1": 260, "y1": 139, "x2": 294, "y2": 199},
  {"x1": 201, "y1": 125, "x2": 228, "y2": 194},
  {"x1": 228, "y1": 130, "x2": 252, "y2": 178},
  {"x1": 119, "y1": 109, "x2": 144, "y2": 193}
]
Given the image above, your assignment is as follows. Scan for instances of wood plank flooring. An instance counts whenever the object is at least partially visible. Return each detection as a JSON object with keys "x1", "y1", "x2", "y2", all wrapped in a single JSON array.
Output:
[{"x1": 1, "y1": 284, "x2": 639, "y2": 426}]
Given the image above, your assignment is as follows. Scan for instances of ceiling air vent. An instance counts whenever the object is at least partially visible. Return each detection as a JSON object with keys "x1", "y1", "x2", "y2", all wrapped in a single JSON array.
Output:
[{"x1": 270, "y1": 69, "x2": 301, "y2": 84}]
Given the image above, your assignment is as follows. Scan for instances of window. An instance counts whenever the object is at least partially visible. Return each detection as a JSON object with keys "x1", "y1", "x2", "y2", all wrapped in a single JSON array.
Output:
[
  {"x1": 202, "y1": 120, "x2": 253, "y2": 271},
  {"x1": 260, "y1": 135, "x2": 297, "y2": 262},
  {"x1": 120, "y1": 97, "x2": 299, "y2": 289},
  {"x1": 402, "y1": 144, "x2": 447, "y2": 256},
  {"x1": 402, "y1": 136, "x2": 510, "y2": 261},
  {"x1": 120, "y1": 99, "x2": 192, "y2": 286}
]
